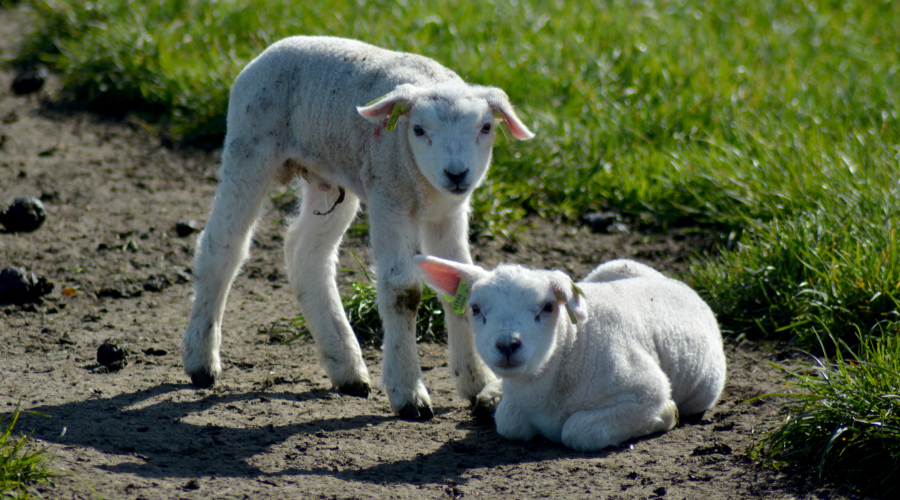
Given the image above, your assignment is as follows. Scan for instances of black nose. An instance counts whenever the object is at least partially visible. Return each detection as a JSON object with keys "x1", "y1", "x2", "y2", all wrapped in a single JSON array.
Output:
[
  {"x1": 496, "y1": 337, "x2": 522, "y2": 357},
  {"x1": 445, "y1": 169, "x2": 469, "y2": 186}
]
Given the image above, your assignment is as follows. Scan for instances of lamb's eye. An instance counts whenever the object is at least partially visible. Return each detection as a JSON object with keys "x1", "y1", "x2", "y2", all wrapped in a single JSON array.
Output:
[
  {"x1": 413, "y1": 125, "x2": 425, "y2": 137},
  {"x1": 542, "y1": 302, "x2": 554, "y2": 313},
  {"x1": 470, "y1": 304, "x2": 481, "y2": 316},
  {"x1": 481, "y1": 123, "x2": 492, "y2": 134}
]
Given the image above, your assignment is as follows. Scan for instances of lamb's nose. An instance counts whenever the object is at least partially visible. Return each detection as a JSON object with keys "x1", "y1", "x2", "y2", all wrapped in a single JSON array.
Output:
[
  {"x1": 496, "y1": 337, "x2": 522, "y2": 357},
  {"x1": 445, "y1": 169, "x2": 469, "y2": 186}
]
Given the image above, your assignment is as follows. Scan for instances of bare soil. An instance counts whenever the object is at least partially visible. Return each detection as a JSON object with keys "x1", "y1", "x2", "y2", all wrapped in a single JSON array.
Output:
[{"x1": 0, "y1": 6, "x2": 865, "y2": 500}]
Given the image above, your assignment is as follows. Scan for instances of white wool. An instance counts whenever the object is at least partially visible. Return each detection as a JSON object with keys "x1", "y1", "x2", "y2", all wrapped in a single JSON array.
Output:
[
  {"x1": 181, "y1": 36, "x2": 533, "y2": 418},
  {"x1": 416, "y1": 257, "x2": 727, "y2": 450}
]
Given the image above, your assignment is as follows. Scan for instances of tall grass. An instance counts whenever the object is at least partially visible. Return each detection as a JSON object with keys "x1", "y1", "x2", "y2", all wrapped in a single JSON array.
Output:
[
  {"x1": 0, "y1": 405, "x2": 54, "y2": 499},
  {"x1": 752, "y1": 330, "x2": 900, "y2": 497},
  {"x1": 691, "y1": 189, "x2": 900, "y2": 348},
  {"x1": 14, "y1": 0, "x2": 899, "y2": 226}
]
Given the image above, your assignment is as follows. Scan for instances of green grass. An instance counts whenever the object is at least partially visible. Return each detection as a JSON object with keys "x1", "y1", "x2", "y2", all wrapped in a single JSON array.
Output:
[
  {"x1": 8, "y1": 0, "x2": 900, "y2": 494},
  {"x1": 1, "y1": 405, "x2": 54, "y2": 499},
  {"x1": 752, "y1": 330, "x2": 900, "y2": 497},
  {"x1": 282, "y1": 253, "x2": 447, "y2": 346}
]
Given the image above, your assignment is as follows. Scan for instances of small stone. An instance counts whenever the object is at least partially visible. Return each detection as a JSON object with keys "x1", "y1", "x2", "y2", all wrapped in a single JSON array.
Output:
[
  {"x1": 582, "y1": 211, "x2": 628, "y2": 234},
  {"x1": 1, "y1": 197, "x2": 47, "y2": 233},
  {"x1": 11, "y1": 67, "x2": 47, "y2": 95},
  {"x1": 97, "y1": 342, "x2": 127, "y2": 371},
  {"x1": 143, "y1": 274, "x2": 172, "y2": 293},
  {"x1": 0, "y1": 266, "x2": 53, "y2": 305},
  {"x1": 175, "y1": 220, "x2": 198, "y2": 237}
]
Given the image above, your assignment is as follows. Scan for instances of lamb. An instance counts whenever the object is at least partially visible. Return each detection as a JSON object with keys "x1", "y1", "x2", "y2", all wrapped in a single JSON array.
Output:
[
  {"x1": 179, "y1": 36, "x2": 534, "y2": 420},
  {"x1": 416, "y1": 256, "x2": 727, "y2": 451}
]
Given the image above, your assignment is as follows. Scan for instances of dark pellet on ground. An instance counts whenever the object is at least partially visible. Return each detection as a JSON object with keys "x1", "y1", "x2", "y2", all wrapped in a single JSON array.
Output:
[
  {"x1": 143, "y1": 274, "x2": 172, "y2": 292},
  {"x1": 1, "y1": 197, "x2": 47, "y2": 233},
  {"x1": 0, "y1": 266, "x2": 53, "y2": 305},
  {"x1": 11, "y1": 67, "x2": 47, "y2": 95},
  {"x1": 175, "y1": 220, "x2": 198, "y2": 237},
  {"x1": 98, "y1": 284, "x2": 142, "y2": 299},
  {"x1": 97, "y1": 342, "x2": 127, "y2": 371},
  {"x1": 582, "y1": 211, "x2": 629, "y2": 234}
]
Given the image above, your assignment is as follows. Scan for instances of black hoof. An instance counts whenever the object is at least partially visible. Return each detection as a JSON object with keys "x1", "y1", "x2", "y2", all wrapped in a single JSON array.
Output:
[
  {"x1": 338, "y1": 381, "x2": 370, "y2": 398},
  {"x1": 471, "y1": 402, "x2": 495, "y2": 423},
  {"x1": 190, "y1": 370, "x2": 216, "y2": 388},
  {"x1": 398, "y1": 403, "x2": 434, "y2": 421}
]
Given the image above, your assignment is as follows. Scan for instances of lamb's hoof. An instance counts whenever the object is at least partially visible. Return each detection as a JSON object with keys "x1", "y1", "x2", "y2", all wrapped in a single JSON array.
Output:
[
  {"x1": 338, "y1": 381, "x2": 370, "y2": 398},
  {"x1": 471, "y1": 400, "x2": 495, "y2": 422},
  {"x1": 398, "y1": 403, "x2": 434, "y2": 421},
  {"x1": 190, "y1": 370, "x2": 216, "y2": 388}
]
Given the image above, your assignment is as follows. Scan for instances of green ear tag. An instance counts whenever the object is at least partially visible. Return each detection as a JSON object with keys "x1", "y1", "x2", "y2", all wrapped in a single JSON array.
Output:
[
  {"x1": 555, "y1": 281, "x2": 584, "y2": 324},
  {"x1": 565, "y1": 304, "x2": 578, "y2": 324},
  {"x1": 365, "y1": 93, "x2": 389, "y2": 106},
  {"x1": 384, "y1": 102, "x2": 410, "y2": 132},
  {"x1": 445, "y1": 279, "x2": 469, "y2": 314},
  {"x1": 492, "y1": 109, "x2": 511, "y2": 140}
]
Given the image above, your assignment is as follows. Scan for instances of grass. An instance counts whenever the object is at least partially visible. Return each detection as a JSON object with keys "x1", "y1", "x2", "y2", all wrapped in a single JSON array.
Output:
[
  {"x1": 0, "y1": 405, "x2": 53, "y2": 499},
  {"x1": 7, "y1": 0, "x2": 900, "y2": 495},
  {"x1": 751, "y1": 330, "x2": 900, "y2": 497},
  {"x1": 282, "y1": 252, "x2": 447, "y2": 346}
]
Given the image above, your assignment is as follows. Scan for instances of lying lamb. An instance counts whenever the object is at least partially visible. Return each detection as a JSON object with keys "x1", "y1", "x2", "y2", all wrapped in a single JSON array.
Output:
[
  {"x1": 180, "y1": 36, "x2": 534, "y2": 420},
  {"x1": 416, "y1": 257, "x2": 726, "y2": 451}
]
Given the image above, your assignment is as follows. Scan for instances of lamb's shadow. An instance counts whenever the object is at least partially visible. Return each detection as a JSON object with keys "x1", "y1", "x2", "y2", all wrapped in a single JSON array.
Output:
[
  {"x1": 7, "y1": 383, "x2": 623, "y2": 485},
  {"x1": 10, "y1": 383, "x2": 396, "y2": 480}
]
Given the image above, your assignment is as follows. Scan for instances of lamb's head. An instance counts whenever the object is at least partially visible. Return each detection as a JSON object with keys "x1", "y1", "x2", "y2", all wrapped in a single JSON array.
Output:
[
  {"x1": 415, "y1": 256, "x2": 587, "y2": 379},
  {"x1": 357, "y1": 83, "x2": 534, "y2": 197}
]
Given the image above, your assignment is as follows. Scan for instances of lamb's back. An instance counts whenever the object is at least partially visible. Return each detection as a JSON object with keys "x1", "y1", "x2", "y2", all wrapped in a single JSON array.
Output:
[{"x1": 577, "y1": 277, "x2": 725, "y2": 415}]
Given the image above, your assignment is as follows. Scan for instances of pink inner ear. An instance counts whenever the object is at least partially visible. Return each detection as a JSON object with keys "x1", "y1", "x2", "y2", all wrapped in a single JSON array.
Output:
[
  {"x1": 494, "y1": 108, "x2": 535, "y2": 140},
  {"x1": 358, "y1": 99, "x2": 396, "y2": 118},
  {"x1": 418, "y1": 260, "x2": 462, "y2": 296}
]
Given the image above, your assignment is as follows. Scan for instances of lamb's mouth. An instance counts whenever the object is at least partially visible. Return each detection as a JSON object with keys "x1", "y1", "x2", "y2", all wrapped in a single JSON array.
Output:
[
  {"x1": 494, "y1": 358, "x2": 522, "y2": 370},
  {"x1": 445, "y1": 185, "x2": 470, "y2": 195}
]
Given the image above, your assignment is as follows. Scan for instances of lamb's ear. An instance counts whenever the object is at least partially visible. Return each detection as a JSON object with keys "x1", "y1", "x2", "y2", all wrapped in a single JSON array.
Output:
[
  {"x1": 551, "y1": 276, "x2": 588, "y2": 324},
  {"x1": 357, "y1": 84, "x2": 417, "y2": 131},
  {"x1": 482, "y1": 87, "x2": 535, "y2": 140},
  {"x1": 414, "y1": 255, "x2": 485, "y2": 297}
]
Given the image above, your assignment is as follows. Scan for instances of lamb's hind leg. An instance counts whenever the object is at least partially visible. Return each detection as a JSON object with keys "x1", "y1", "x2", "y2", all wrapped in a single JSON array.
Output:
[
  {"x1": 285, "y1": 183, "x2": 370, "y2": 396},
  {"x1": 182, "y1": 144, "x2": 276, "y2": 387},
  {"x1": 560, "y1": 398, "x2": 678, "y2": 452}
]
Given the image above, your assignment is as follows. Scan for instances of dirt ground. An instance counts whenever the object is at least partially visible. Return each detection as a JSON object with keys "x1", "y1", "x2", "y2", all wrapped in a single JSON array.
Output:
[{"x1": 0, "y1": 6, "x2": 867, "y2": 500}]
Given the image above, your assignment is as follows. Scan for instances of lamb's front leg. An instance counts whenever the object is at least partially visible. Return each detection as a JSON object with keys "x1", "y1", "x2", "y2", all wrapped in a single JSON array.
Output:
[
  {"x1": 368, "y1": 209, "x2": 432, "y2": 420},
  {"x1": 422, "y1": 211, "x2": 497, "y2": 404}
]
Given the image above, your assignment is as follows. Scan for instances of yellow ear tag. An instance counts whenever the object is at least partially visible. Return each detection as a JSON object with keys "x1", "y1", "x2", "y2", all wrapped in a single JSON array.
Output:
[
  {"x1": 365, "y1": 93, "x2": 390, "y2": 106},
  {"x1": 443, "y1": 279, "x2": 469, "y2": 314},
  {"x1": 555, "y1": 282, "x2": 583, "y2": 325},
  {"x1": 385, "y1": 102, "x2": 410, "y2": 132},
  {"x1": 492, "y1": 109, "x2": 512, "y2": 140}
]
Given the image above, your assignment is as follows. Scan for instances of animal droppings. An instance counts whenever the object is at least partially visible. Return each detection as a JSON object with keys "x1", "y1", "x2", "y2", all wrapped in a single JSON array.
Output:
[{"x1": 0, "y1": 197, "x2": 47, "y2": 233}]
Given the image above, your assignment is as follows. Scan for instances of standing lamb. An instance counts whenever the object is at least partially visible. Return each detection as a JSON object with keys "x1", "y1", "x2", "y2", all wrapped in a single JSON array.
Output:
[
  {"x1": 416, "y1": 257, "x2": 726, "y2": 450},
  {"x1": 181, "y1": 36, "x2": 535, "y2": 420}
]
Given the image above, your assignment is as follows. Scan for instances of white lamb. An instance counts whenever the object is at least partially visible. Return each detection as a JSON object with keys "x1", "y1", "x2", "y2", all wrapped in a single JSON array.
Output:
[
  {"x1": 416, "y1": 256, "x2": 726, "y2": 451},
  {"x1": 180, "y1": 36, "x2": 534, "y2": 420}
]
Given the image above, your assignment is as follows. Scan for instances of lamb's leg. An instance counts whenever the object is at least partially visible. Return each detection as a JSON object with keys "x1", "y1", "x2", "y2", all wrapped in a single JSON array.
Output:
[
  {"x1": 422, "y1": 211, "x2": 497, "y2": 404},
  {"x1": 493, "y1": 394, "x2": 539, "y2": 441},
  {"x1": 284, "y1": 183, "x2": 370, "y2": 396},
  {"x1": 181, "y1": 149, "x2": 276, "y2": 387},
  {"x1": 560, "y1": 398, "x2": 678, "y2": 452},
  {"x1": 368, "y1": 206, "x2": 431, "y2": 419}
]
